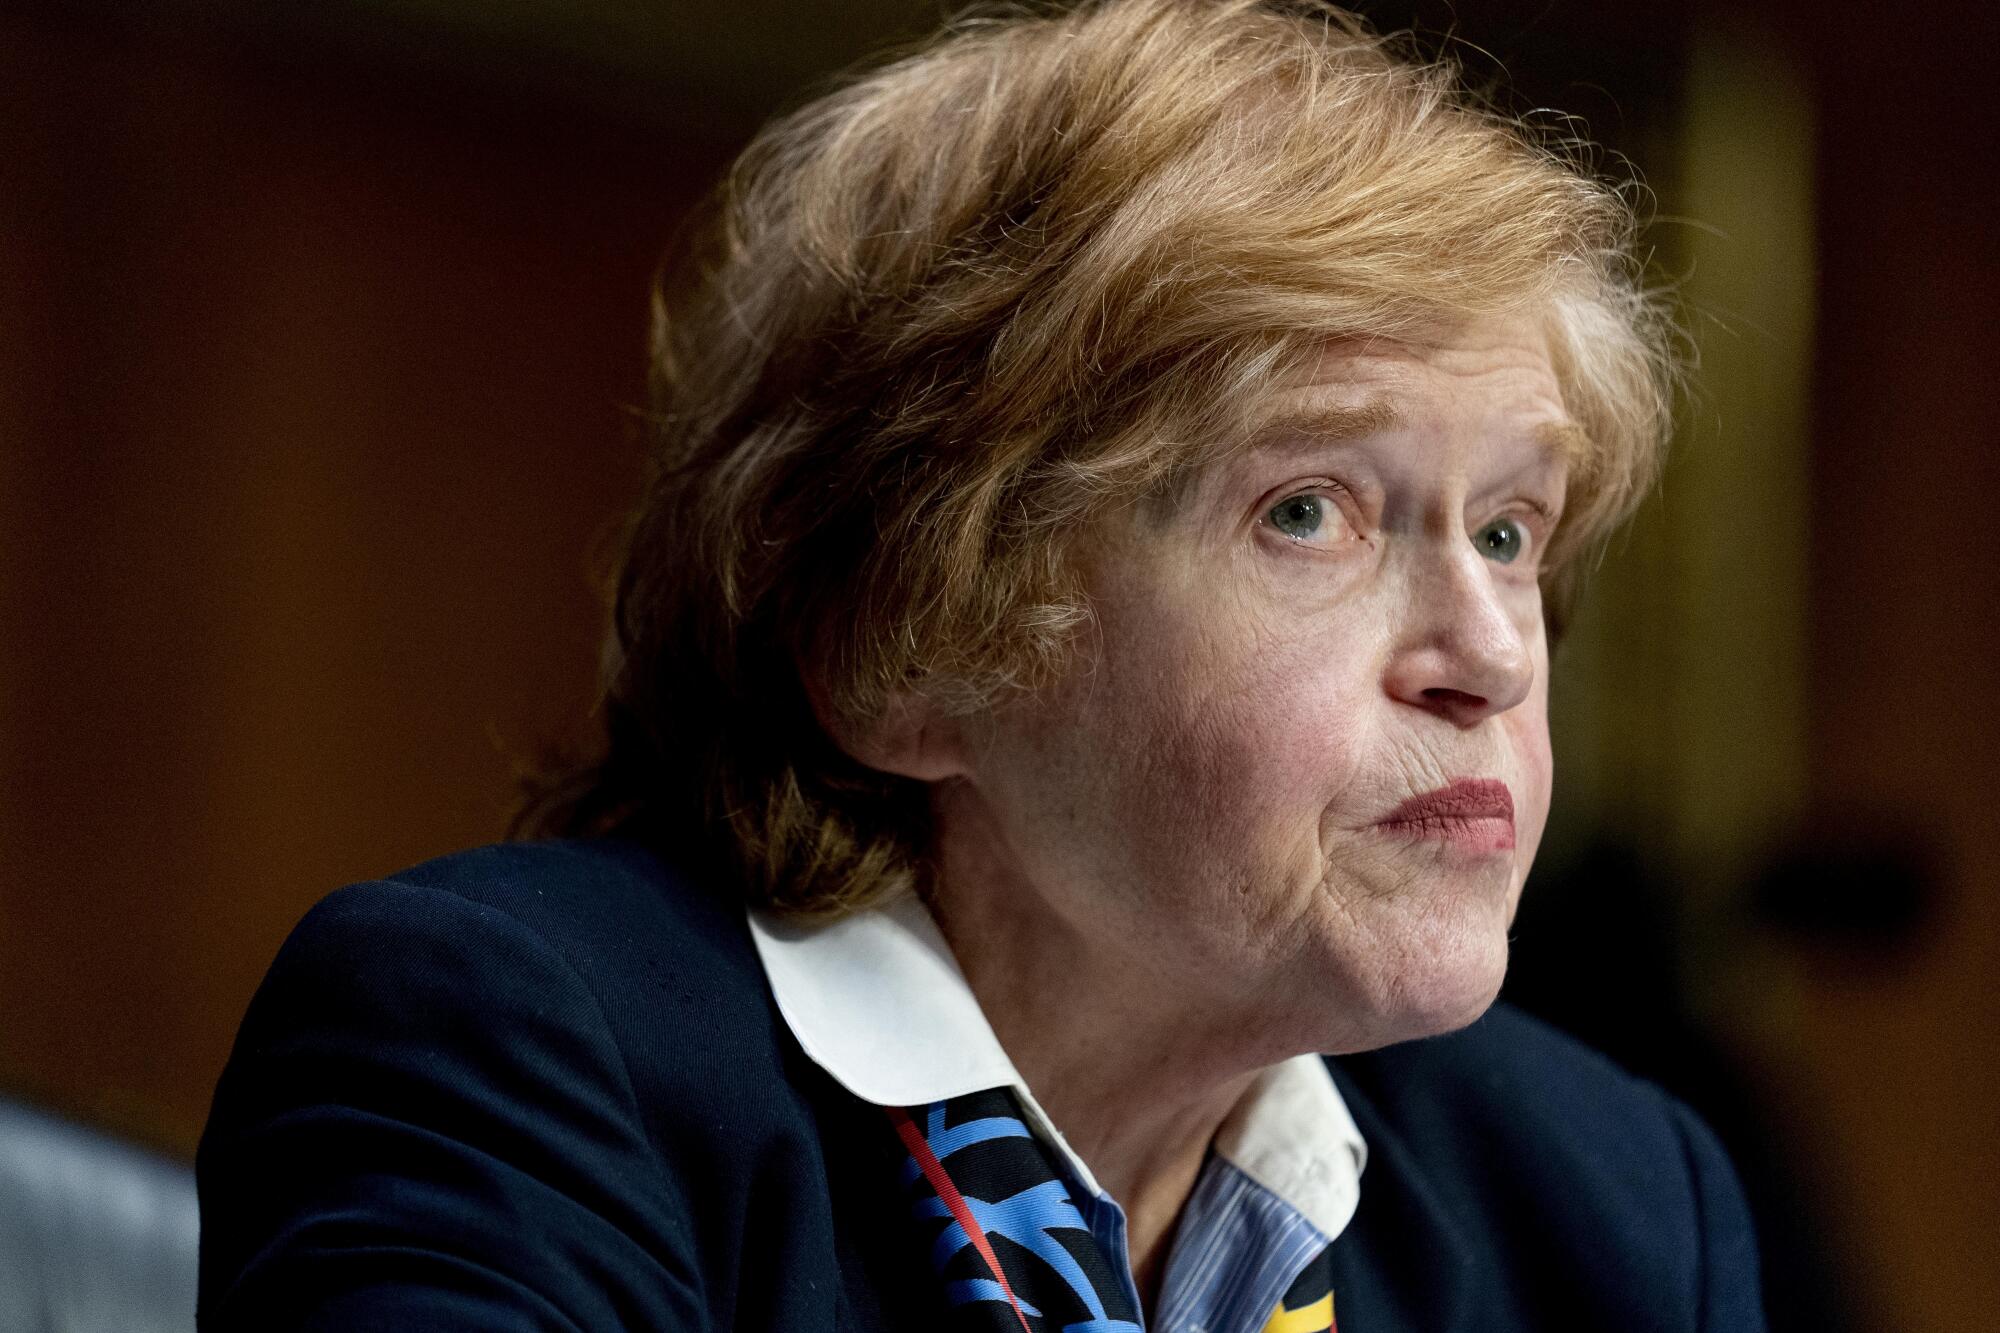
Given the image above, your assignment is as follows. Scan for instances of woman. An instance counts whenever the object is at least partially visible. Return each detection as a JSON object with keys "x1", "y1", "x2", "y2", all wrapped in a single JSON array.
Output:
[{"x1": 197, "y1": 2, "x2": 1765, "y2": 1329}]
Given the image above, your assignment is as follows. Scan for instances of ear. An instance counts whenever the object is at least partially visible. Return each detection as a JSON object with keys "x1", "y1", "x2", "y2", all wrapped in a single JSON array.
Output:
[{"x1": 799, "y1": 668, "x2": 971, "y2": 784}]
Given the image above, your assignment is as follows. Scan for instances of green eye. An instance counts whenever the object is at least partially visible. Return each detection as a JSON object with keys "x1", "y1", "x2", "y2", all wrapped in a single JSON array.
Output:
[
  {"x1": 1475, "y1": 517, "x2": 1526, "y2": 564},
  {"x1": 1269, "y1": 494, "x2": 1328, "y2": 541}
]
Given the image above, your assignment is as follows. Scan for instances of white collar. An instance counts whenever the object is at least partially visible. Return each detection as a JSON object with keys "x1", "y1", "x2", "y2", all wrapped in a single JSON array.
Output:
[{"x1": 747, "y1": 892, "x2": 1367, "y2": 1240}]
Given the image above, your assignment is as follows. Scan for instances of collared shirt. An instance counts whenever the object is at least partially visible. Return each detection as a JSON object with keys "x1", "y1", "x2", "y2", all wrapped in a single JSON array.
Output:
[{"x1": 748, "y1": 892, "x2": 1367, "y2": 1333}]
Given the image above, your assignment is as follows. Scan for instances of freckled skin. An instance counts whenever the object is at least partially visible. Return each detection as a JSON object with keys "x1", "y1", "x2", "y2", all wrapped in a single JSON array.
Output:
[{"x1": 939, "y1": 313, "x2": 1565, "y2": 1060}]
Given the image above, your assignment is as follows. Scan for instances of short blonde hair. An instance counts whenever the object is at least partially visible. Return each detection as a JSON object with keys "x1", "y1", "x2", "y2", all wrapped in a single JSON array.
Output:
[{"x1": 521, "y1": 0, "x2": 1678, "y2": 916}]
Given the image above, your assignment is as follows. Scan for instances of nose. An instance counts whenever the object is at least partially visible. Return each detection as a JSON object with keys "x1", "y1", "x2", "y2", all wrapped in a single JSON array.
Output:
[{"x1": 1381, "y1": 541, "x2": 1536, "y2": 728}]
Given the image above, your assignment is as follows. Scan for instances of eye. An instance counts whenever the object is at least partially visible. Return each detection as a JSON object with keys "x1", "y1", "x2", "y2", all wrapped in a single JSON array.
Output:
[
  {"x1": 1266, "y1": 492, "x2": 1353, "y2": 546},
  {"x1": 1473, "y1": 516, "x2": 1528, "y2": 564}
]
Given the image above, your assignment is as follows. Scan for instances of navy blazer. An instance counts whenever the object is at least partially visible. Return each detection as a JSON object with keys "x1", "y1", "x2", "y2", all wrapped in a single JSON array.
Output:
[{"x1": 197, "y1": 838, "x2": 1766, "y2": 1331}]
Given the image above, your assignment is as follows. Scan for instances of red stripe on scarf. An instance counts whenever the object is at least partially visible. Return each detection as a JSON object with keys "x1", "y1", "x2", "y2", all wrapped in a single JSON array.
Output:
[{"x1": 887, "y1": 1106, "x2": 1037, "y2": 1333}]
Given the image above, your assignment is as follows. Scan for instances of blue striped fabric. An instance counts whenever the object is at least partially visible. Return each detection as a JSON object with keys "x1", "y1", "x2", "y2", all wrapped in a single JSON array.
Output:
[{"x1": 1070, "y1": 1151, "x2": 1329, "y2": 1333}]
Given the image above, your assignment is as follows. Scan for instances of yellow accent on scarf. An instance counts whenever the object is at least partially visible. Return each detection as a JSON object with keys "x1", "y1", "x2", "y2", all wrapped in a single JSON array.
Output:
[{"x1": 1260, "y1": 1290, "x2": 1333, "y2": 1333}]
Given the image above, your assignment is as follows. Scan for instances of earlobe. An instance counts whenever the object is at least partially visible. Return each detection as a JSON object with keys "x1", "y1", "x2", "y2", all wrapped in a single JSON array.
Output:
[
  {"x1": 799, "y1": 667, "x2": 969, "y2": 784},
  {"x1": 876, "y1": 699, "x2": 970, "y2": 783}
]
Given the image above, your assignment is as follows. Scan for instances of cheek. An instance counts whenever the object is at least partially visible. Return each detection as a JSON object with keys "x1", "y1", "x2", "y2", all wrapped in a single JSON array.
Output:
[{"x1": 1081, "y1": 594, "x2": 1372, "y2": 896}]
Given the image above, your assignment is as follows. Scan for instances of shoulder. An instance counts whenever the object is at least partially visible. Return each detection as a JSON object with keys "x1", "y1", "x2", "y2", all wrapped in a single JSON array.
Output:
[
  {"x1": 264, "y1": 838, "x2": 795, "y2": 1122},
  {"x1": 1332, "y1": 1000, "x2": 1735, "y2": 1210},
  {"x1": 200, "y1": 839, "x2": 817, "y2": 1329},
  {"x1": 1336, "y1": 999, "x2": 1692, "y2": 1151},
  {"x1": 354, "y1": 836, "x2": 745, "y2": 971},
  {"x1": 1327, "y1": 1002, "x2": 1765, "y2": 1331}
]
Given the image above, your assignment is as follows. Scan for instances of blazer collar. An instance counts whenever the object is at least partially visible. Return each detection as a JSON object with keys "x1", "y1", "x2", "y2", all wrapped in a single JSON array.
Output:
[{"x1": 747, "y1": 893, "x2": 1367, "y2": 1240}]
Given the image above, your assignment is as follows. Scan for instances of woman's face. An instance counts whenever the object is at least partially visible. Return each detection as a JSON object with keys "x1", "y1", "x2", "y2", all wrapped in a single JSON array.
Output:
[{"x1": 954, "y1": 313, "x2": 1573, "y2": 1053}]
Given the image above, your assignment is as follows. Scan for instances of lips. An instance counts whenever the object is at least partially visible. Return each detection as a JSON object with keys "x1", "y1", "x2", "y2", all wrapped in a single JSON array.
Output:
[{"x1": 1374, "y1": 778, "x2": 1516, "y2": 851}]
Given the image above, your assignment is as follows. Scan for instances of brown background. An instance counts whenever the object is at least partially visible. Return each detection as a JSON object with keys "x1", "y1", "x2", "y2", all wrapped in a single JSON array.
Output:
[{"x1": 2, "y1": 2, "x2": 1994, "y2": 1329}]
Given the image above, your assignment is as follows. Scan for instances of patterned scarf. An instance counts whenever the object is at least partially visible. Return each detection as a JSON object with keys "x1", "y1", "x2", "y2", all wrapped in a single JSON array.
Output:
[{"x1": 888, "y1": 1089, "x2": 1336, "y2": 1333}]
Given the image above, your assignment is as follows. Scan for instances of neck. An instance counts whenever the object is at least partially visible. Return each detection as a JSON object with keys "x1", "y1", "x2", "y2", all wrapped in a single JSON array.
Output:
[{"x1": 924, "y1": 785, "x2": 1285, "y2": 1308}]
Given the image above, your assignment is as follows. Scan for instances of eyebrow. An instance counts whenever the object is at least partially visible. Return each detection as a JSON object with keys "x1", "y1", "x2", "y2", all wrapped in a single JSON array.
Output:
[{"x1": 1533, "y1": 418, "x2": 1594, "y2": 467}]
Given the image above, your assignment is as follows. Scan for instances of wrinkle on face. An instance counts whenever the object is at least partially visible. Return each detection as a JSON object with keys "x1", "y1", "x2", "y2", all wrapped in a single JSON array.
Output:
[{"x1": 939, "y1": 310, "x2": 1569, "y2": 1065}]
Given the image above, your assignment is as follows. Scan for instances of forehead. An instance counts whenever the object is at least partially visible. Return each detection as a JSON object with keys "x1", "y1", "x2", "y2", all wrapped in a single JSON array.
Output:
[
  {"x1": 1239, "y1": 394, "x2": 1587, "y2": 471},
  {"x1": 1125, "y1": 315, "x2": 1587, "y2": 533},
  {"x1": 1245, "y1": 319, "x2": 1585, "y2": 467}
]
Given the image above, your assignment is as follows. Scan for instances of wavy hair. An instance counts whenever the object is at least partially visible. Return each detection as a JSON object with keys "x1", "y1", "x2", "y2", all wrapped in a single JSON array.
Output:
[{"x1": 517, "y1": 0, "x2": 1679, "y2": 916}]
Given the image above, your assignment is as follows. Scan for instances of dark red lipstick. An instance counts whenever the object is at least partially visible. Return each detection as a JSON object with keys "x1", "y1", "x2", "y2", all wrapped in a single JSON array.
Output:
[{"x1": 1373, "y1": 778, "x2": 1516, "y2": 852}]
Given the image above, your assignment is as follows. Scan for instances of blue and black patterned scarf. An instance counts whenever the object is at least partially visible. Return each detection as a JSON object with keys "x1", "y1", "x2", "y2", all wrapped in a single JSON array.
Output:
[{"x1": 887, "y1": 1089, "x2": 1335, "y2": 1333}]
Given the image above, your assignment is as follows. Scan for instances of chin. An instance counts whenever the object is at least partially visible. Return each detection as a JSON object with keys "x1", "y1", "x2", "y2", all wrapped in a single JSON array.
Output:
[
  {"x1": 1396, "y1": 955, "x2": 1508, "y2": 1042},
  {"x1": 1333, "y1": 909, "x2": 1512, "y2": 1052}
]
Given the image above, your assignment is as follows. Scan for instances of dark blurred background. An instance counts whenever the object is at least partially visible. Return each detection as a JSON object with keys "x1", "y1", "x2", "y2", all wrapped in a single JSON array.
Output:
[{"x1": 2, "y1": 0, "x2": 1994, "y2": 1329}]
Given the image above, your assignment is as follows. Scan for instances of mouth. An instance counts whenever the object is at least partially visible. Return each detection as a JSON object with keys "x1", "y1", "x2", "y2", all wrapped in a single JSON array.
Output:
[{"x1": 1371, "y1": 778, "x2": 1516, "y2": 853}]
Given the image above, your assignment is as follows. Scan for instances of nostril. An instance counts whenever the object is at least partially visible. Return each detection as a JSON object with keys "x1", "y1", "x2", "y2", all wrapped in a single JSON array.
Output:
[
  {"x1": 1417, "y1": 686, "x2": 1499, "y2": 728},
  {"x1": 1422, "y1": 687, "x2": 1485, "y2": 708}
]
